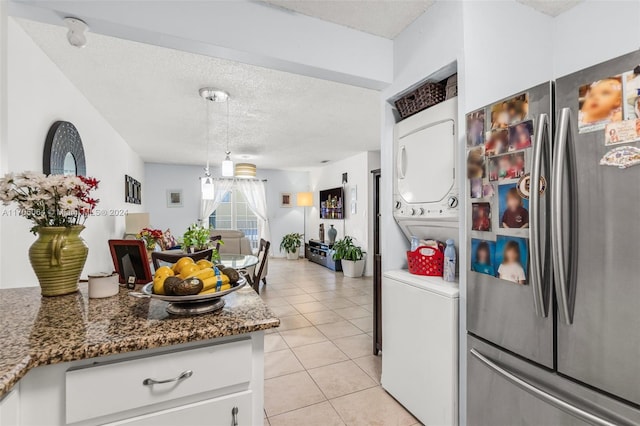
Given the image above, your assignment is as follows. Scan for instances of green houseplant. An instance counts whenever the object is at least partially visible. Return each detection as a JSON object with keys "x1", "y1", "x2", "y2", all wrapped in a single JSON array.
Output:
[
  {"x1": 280, "y1": 233, "x2": 303, "y2": 260},
  {"x1": 183, "y1": 223, "x2": 221, "y2": 261},
  {"x1": 332, "y1": 236, "x2": 366, "y2": 277}
]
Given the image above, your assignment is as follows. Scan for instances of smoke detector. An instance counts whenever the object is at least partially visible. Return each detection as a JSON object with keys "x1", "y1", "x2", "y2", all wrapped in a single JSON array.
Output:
[{"x1": 64, "y1": 17, "x2": 89, "y2": 48}]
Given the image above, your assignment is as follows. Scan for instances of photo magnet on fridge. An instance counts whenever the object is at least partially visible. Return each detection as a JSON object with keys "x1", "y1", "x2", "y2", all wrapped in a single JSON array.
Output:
[
  {"x1": 600, "y1": 145, "x2": 640, "y2": 169},
  {"x1": 467, "y1": 146, "x2": 486, "y2": 179},
  {"x1": 499, "y1": 183, "x2": 529, "y2": 229},
  {"x1": 471, "y1": 239, "x2": 497, "y2": 277},
  {"x1": 485, "y1": 129, "x2": 509, "y2": 157},
  {"x1": 578, "y1": 76, "x2": 623, "y2": 133},
  {"x1": 482, "y1": 183, "x2": 495, "y2": 198},
  {"x1": 516, "y1": 173, "x2": 547, "y2": 199},
  {"x1": 496, "y1": 235, "x2": 528, "y2": 285},
  {"x1": 472, "y1": 202, "x2": 492, "y2": 232},
  {"x1": 623, "y1": 69, "x2": 640, "y2": 120},
  {"x1": 490, "y1": 93, "x2": 529, "y2": 129},
  {"x1": 508, "y1": 120, "x2": 534, "y2": 151},
  {"x1": 604, "y1": 119, "x2": 640, "y2": 146},
  {"x1": 470, "y1": 178, "x2": 483, "y2": 199},
  {"x1": 466, "y1": 109, "x2": 486, "y2": 147},
  {"x1": 488, "y1": 151, "x2": 526, "y2": 182}
]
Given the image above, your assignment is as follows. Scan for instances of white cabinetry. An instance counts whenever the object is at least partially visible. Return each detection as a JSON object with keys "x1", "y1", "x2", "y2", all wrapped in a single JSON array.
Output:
[{"x1": 15, "y1": 332, "x2": 265, "y2": 426}]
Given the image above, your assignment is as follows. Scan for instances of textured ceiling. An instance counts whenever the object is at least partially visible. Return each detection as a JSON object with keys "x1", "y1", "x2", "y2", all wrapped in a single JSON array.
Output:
[
  {"x1": 516, "y1": 0, "x2": 583, "y2": 16},
  {"x1": 260, "y1": 0, "x2": 435, "y2": 39},
  {"x1": 17, "y1": 19, "x2": 380, "y2": 170}
]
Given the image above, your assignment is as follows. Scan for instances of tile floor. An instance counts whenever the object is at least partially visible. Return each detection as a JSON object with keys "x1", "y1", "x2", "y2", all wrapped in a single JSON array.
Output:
[{"x1": 260, "y1": 258, "x2": 418, "y2": 426}]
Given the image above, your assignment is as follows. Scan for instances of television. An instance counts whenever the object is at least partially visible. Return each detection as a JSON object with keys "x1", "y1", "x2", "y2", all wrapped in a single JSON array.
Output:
[{"x1": 319, "y1": 187, "x2": 344, "y2": 219}]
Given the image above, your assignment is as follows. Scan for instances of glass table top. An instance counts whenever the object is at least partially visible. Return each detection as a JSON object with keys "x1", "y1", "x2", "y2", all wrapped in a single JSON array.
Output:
[{"x1": 219, "y1": 254, "x2": 259, "y2": 269}]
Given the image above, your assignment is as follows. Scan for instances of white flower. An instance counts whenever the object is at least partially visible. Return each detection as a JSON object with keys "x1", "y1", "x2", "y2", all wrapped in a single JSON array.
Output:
[{"x1": 59, "y1": 195, "x2": 79, "y2": 212}]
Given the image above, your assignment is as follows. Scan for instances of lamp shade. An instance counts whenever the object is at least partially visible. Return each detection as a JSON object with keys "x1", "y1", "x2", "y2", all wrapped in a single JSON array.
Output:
[
  {"x1": 297, "y1": 192, "x2": 313, "y2": 207},
  {"x1": 125, "y1": 213, "x2": 150, "y2": 235},
  {"x1": 201, "y1": 176, "x2": 214, "y2": 200},
  {"x1": 221, "y1": 155, "x2": 234, "y2": 177},
  {"x1": 235, "y1": 163, "x2": 257, "y2": 178}
]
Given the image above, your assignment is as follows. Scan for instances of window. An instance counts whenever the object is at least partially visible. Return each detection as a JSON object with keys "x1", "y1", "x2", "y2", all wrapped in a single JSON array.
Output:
[{"x1": 209, "y1": 189, "x2": 258, "y2": 250}]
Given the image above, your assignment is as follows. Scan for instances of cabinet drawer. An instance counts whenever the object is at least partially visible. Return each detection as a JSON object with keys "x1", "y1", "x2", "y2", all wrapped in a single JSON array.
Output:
[
  {"x1": 66, "y1": 339, "x2": 252, "y2": 424},
  {"x1": 106, "y1": 391, "x2": 253, "y2": 426}
]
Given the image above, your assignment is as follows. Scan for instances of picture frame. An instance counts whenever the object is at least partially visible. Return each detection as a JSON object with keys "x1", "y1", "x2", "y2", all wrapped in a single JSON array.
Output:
[
  {"x1": 166, "y1": 189, "x2": 183, "y2": 208},
  {"x1": 281, "y1": 192, "x2": 292, "y2": 207},
  {"x1": 108, "y1": 239, "x2": 153, "y2": 285},
  {"x1": 125, "y1": 175, "x2": 141, "y2": 204}
]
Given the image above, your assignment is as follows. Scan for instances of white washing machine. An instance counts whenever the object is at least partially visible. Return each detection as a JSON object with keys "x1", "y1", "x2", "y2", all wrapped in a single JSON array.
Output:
[{"x1": 381, "y1": 270, "x2": 459, "y2": 426}]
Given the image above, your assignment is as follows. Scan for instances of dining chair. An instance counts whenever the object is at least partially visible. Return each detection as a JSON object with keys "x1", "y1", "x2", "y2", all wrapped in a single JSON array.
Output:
[
  {"x1": 151, "y1": 248, "x2": 213, "y2": 270},
  {"x1": 210, "y1": 235, "x2": 222, "y2": 253},
  {"x1": 252, "y1": 239, "x2": 270, "y2": 293}
]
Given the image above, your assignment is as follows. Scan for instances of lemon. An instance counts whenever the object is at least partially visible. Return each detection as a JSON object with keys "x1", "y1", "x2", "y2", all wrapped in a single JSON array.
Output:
[
  {"x1": 153, "y1": 274, "x2": 168, "y2": 295},
  {"x1": 178, "y1": 263, "x2": 199, "y2": 279},
  {"x1": 196, "y1": 259, "x2": 214, "y2": 270},
  {"x1": 173, "y1": 257, "x2": 195, "y2": 274},
  {"x1": 155, "y1": 266, "x2": 174, "y2": 278}
]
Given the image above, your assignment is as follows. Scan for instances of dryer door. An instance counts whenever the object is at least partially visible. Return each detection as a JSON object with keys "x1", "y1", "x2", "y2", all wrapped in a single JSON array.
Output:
[{"x1": 397, "y1": 119, "x2": 455, "y2": 203}]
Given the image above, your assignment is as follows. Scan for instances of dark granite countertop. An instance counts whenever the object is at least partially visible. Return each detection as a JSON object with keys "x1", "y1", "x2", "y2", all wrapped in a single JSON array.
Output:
[{"x1": 0, "y1": 284, "x2": 279, "y2": 400}]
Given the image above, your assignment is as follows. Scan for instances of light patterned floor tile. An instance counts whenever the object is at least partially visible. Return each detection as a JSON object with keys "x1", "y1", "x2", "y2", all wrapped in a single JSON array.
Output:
[
  {"x1": 269, "y1": 304, "x2": 300, "y2": 318},
  {"x1": 303, "y1": 310, "x2": 343, "y2": 325},
  {"x1": 277, "y1": 314, "x2": 312, "y2": 331},
  {"x1": 264, "y1": 371, "x2": 326, "y2": 416},
  {"x1": 265, "y1": 349, "x2": 305, "y2": 379},
  {"x1": 333, "y1": 306, "x2": 372, "y2": 320},
  {"x1": 292, "y1": 301, "x2": 328, "y2": 314},
  {"x1": 329, "y1": 386, "x2": 417, "y2": 426},
  {"x1": 316, "y1": 320, "x2": 363, "y2": 340},
  {"x1": 279, "y1": 326, "x2": 328, "y2": 347},
  {"x1": 285, "y1": 294, "x2": 317, "y2": 304},
  {"x1": 292, "y1": 340, "x2": 348, "y2": 369},
  {"x1": 265, "y1": 333, "x2": 289, "y2": 353},
  {"x1": 353, "y1": 354, "x2": 382, "y2": 384},
  {"x1": 349, "y1": 316, "x2": 374, "y2": 333},
  {"x1": 268, "y1": 401, "x2": 345, "y2": 426},
  {"x1": 308, "y1": 360, "x2": 377, "y2": 399},
  {"x1": 333, "y1": 334, "x2": 372, "y2": 359}
]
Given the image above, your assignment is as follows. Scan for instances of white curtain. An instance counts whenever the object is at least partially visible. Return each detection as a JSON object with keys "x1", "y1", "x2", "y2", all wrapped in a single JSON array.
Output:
[
  {"x1": 236, "y1": 179, "x2": 271, "y2": 243},
  {"x1": 199, "y1": 179, "x2": 234, "y2": 224}
]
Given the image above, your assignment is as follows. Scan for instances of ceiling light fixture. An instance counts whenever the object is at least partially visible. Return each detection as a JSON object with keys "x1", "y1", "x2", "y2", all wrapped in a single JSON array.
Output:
[
  {"x1": 199, "y1": 87, "x2": 232, "y2": 182},
  {"x1": 235, "y1": 163, "x2": 257, "y2": 179},
  {"x1": 63, "y1": 17, "x2": 89, "y2": 48}
]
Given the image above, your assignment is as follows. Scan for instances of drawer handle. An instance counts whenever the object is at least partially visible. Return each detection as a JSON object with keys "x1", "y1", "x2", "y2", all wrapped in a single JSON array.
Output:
[
  {"x1": 232, "y1": 406, "x2": 238, "y2": 426},
  {"x1": 142, "y1": 370, "x2": 193, "y2": 386}
]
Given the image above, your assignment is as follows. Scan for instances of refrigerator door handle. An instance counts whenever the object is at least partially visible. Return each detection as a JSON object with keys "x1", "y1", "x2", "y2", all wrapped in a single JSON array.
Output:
[
  {"x1": 551, "y1": 107, "x2": 576, "y2": 325},
  {"x1": 470, "y1": 349, "x2": 627, "y2": 426},
  {"x1": 530, "y1": 113, "x2": 549, "y2": 318}
]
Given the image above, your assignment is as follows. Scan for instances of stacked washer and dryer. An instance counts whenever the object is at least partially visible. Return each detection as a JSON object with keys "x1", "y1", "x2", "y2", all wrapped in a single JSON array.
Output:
[{"x1": 381, "y1": 97, "x2": 460, "y2": 426}]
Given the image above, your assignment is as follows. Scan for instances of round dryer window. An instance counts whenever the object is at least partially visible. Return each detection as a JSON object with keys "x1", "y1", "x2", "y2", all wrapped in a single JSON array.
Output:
[{"x1": 43, "y1": 121, "x2": 87, "y2": 176}]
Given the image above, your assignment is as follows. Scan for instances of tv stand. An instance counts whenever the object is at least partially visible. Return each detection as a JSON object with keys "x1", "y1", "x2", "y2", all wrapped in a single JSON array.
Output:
[{"x1": 305, "y1": 240, "x2": 342, "y2": 271}]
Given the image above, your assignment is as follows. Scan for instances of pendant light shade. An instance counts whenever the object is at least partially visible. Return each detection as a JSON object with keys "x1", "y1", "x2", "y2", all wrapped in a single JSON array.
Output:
[
  {"x1": 201, "y1": 175, "x2": 214, "y2": 200},
  {"x1": 222, "y1": 152, "x2": 234, "y2": 177},
  {"x1": 235, "y1": 163, "x2": 257, "y2": 178}
]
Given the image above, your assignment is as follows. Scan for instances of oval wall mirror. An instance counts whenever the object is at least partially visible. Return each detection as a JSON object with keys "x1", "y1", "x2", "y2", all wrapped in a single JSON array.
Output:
[{"x1": 43, "y1": 121, "x2": 86, "y2": 176}]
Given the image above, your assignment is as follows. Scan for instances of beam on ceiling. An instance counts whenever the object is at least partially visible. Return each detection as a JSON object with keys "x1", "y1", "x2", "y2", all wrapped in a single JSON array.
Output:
[{"x1": 8, "y1": 0, "x2": 393, "y2": 90}]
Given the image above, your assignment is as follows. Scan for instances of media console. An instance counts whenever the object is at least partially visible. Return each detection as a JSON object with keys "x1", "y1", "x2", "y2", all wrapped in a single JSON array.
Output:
[{"x1": 305, "y1": 239, "x2": 342, "y2": 271}]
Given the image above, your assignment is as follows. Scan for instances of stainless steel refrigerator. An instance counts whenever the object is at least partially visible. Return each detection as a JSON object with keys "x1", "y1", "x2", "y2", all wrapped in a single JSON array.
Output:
[{"x1": 467, "y1": 51, "x2": 640, "y2": 425}]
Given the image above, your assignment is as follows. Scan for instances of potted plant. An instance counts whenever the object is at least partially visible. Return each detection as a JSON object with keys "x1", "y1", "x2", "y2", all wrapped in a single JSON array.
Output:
[
  {"x1": 280, "y1": 233, "x2": 303, "y2": 260},
  {"x1": 183, "y1": 223, "x2": 221, "y2": 261},
  {"x1": 332, "y1": 236, "x2": 366, "y2": 278},
  {"x1": 0, "y1": 172, "x2": 99, "y2": 296},
  {"x1": 136, "y1": 227, "x2": 163, "y2": 259}
]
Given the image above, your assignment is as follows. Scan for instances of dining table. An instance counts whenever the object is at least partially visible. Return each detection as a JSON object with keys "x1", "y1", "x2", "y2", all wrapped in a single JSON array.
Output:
[{"x1": 218, "y1": 254, "x2": 259, "y2": 286}]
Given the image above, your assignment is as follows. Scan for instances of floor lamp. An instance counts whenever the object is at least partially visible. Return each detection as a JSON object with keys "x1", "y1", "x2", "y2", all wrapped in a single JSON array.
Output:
[{"x1": 296, "y1": 192, "x2": 313, "y2": 243}]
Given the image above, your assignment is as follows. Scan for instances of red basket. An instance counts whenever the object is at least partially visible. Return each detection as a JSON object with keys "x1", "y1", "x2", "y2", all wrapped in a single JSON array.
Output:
[{"x1": 407, "y1": 246, "x2": 444, "y2": 277}]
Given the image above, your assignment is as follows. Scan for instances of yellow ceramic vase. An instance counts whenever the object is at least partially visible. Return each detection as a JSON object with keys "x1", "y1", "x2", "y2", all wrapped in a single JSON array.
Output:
[{"x1": 28, "y1": 225, "x2": 89, "y2": 297}]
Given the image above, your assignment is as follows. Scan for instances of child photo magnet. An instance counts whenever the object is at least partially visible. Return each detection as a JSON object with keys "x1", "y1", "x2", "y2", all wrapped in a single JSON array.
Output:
[
  {"x1": 471, "y1": 239, "x2": 497, "y2": 277},
  {"x1": 578, "y1": 76, "x2": 623, "y2": 133},
  {"x1": 488, "y1": 151, "x2": 526, "y2": 182},
  {"x1": 466, "y1": 109, "x2": 486, "y2": 147},
  {"x1": 624, "y1": 69, "x2": 640, "y2": 120},
  {"x1": 604, "y1": 119, "x2": 640, "y2": 146},
  {"x1": 490, "y1": 93, "x2": 529, "y2": 130},
  {"x1": 499, "y1": 183, "x2": 529, "y2": 229},
  {"x1": 496, "y1": 235, "x2": 528, "y2": 285},
  {"x1": 485, "y1": 129, "x2": 509, "y2": 157},
  {"x1": 508, "y1": 120, "x2": 534, "y2": 151},
  {"x1": 470, "y1": 178, "x2": 483, "y2": 199},
  {"x1": 467, "y1": 146, "x2": 486, "y2": 179},
  {"x1": 472, "y1": 202, "x2": 492, "y2": 232}
]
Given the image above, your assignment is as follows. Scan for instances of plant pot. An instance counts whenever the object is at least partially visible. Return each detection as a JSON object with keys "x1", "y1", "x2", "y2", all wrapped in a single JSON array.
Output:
[
  {"x1": 29, "y1": 225, "x2": 89, "y2": 296},
  {"x1": 286, "y1": 251, "x2": 299, "y2": 260},
  {"x1": 341, "y1": 259, "x2": 366, "y2": 278}
]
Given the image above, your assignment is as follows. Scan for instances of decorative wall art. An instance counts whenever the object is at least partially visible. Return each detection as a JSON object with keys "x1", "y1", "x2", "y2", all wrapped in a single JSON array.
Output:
[
  {"x1": 43, "y1": 121, "x2": 87, "y2": 176},
  {"x1": 125, "y1": 175, "x2": 142, "y2": 204},
  {"x1": 166, "y1": 189, "x2": 182, "y2": 207}
]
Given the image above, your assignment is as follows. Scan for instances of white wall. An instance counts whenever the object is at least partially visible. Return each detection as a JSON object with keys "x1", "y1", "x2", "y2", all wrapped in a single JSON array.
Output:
[
  {"x1": 144, "y1": 163, "x2": 310, "y2": 258},
  {"x1": 1, "y1": 19, "x2": 145, "y2": 287},
  {"x1": 308, "y1": 151, "x2": 380, "y2": 276},
  {"x1": 553, "y1": 0, "x2": 640, "y2": 78}
]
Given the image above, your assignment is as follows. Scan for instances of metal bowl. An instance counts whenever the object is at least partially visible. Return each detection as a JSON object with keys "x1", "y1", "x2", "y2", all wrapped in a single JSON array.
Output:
[{"x1": 132, "y1": 277, "x2": 247, "y2": 303}]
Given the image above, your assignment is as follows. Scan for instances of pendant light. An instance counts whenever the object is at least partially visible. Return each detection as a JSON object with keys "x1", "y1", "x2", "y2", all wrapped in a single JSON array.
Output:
[
  {"x1": 221, "y1": 99, "x2": 234, "y2": 177},
  {"x1": 199, "y1": 87, "x2": 230, "y2": 198}
]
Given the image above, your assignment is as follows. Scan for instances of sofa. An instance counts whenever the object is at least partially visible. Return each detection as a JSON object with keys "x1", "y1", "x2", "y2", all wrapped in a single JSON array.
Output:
[{"x1": 212, "y1": 229, "x2": 254, "y2": 255}]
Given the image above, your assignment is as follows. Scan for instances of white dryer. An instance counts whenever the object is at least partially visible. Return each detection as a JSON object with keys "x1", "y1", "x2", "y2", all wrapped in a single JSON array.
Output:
[{"x1": 393, "y1": 97, "x2": 458, "y2": 240}]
